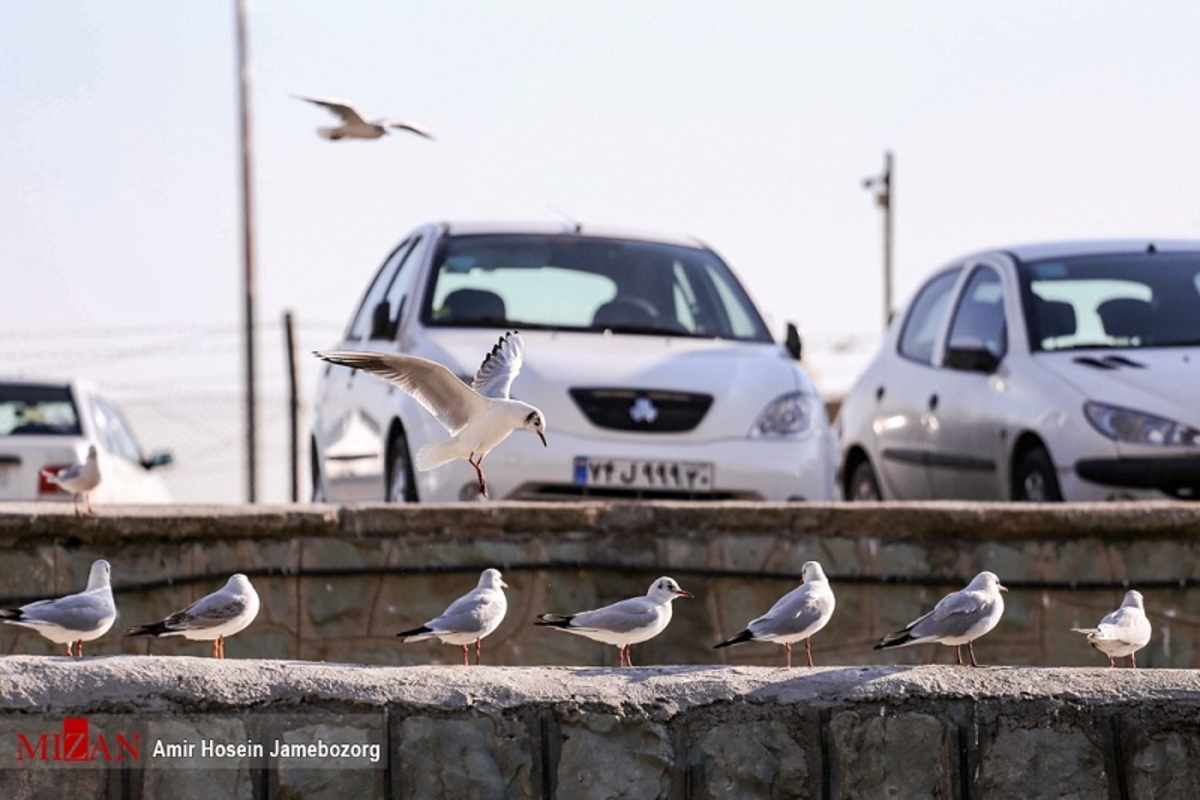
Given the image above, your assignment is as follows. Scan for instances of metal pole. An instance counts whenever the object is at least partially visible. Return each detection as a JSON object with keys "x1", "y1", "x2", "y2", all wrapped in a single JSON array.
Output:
[
  {"x1": 863, "y1": 151, "x2": 894, "y2": 330},
  {"x1": 283, "y1": 310, "x2": 299, "y2": 503},
  {"x1": 235, "y1": 0, "x2": 258, "y2": 502}
]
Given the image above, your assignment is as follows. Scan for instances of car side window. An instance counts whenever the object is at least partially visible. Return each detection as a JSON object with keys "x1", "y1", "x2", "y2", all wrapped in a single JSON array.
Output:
[
  {"x1": 946, "y1": 267, "x2": 1007, "y2": 358},
  {"x1": 345, "y1": 237, "x2": 416, "y2": 342},
  {"x1": 372, "y1": 235, "x2": 427, "y2": 341},
  {"x1": 91, "y1": 396, "x2": 142, "y2": 464},
  {"x1": 898, "y1": 268, "x2": 960, "y2": 364}
]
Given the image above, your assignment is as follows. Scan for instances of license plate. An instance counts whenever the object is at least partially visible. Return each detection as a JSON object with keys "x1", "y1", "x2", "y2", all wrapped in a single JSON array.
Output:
[{"x1": 573, "y1": 456, "x2": 714, "y2": 493}]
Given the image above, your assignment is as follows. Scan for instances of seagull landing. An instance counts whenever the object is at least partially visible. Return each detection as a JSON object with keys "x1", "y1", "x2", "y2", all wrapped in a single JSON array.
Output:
[
  {"x1": 396, "y1": 568, "x2": 509, "y2": 665},
  {"x1": 714, "y1": 560, "x2": 836, "y2": 668},
  {"x1": 1072, "y1": 589, "x2": 1152, "y2": 667},
  {"x1": 41, "y1": 444, "x2": 101, "y2": 516},
  {"x1": 874, "y1": 571, "x2": 1007, "y2": 667},
  {"x1": 295, "y1": 94, "x2": 433, "y2": 141},
  {"x1": 0, "y1": 559, "x2": 115, "y2": 657},
  {"x1": 125, "y1": 574, "x2": 260, "y2": 659},
  {"x1": 535, "y1": 576, "x2": 693, "y2": 667},
  {"x1": 314, "y1": 331, "x2": 548, "y2": 499}
]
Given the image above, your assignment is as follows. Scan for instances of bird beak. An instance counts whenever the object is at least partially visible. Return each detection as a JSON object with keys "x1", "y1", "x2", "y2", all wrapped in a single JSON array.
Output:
[
  {"x1": 537, "y1": 431, "x2": 547, "y2": 447},
  {"x1": 999, "y1": 584, "x2": 1009, "y2": 593},
  {"x1": 677, "y1": 589, "x2": 694, "y2": 598},
  {"x1": 501, "y1": 580, "x2": 510, "y2": 589}
]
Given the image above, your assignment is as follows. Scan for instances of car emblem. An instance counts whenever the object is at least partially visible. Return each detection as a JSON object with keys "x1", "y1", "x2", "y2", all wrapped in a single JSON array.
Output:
[{"x1": 629, "y1": 396, "x2": 659, "y2": 424}]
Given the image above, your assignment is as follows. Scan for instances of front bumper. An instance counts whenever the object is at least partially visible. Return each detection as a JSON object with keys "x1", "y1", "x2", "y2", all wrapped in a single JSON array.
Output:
[{"x1": 1074, "y1": 456, "x2": 1200, "y2": 499}]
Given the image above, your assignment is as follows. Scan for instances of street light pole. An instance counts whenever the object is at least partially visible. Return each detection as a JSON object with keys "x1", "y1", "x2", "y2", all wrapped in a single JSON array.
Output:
[
  {"x1": 235, "y1": 0, "x2": 258, "y2": 502},
  {"x1": 863, "y1": 150, "x2": 894, "y2": 330}
]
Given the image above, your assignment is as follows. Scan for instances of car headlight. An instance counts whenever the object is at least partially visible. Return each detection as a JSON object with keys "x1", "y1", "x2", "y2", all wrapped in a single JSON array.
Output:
[
  {"x1": 749, "y1": 391, "x2": 816, "y2": 438},
  {"x1": 1084, "y1": 401, "x2": 1200, "y2": 447}
]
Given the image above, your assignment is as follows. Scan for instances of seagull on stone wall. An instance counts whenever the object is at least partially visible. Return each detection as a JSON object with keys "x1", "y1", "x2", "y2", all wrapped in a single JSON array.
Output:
[
  {"x1": 295, "y1": 94, "x2": 434, "y2": 141},
  {"x1": 125, "y1": 574, "x2": 260, "y2": 659},
  {"x1": 874, "y1": 571, "x2": 1007, "y2": 667},
  {"x1": 0, "y1": 559, "x2": 115, "y2": 657},
  {"x1": 714, "y1": 560, "x2": 836, "y2": 668},
  {"x1": 1072, "y1": 589, "x2": 1152, "y2": 667},
  {"x1": 396, "y1": 568, "x2": 509, "y2": 666},
  {"x1": 41, "y1": 444, "x2": 101, "y2": 516}
]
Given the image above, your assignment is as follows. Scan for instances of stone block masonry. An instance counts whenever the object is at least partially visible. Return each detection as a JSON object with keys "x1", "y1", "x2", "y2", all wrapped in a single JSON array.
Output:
[{"x1": 0, "y1": 657, "x2": 1198, "y2": 799}]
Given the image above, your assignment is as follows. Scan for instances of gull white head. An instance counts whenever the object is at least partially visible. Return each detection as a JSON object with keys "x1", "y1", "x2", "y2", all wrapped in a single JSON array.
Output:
[
  {"x1": 1122, "y1": 589, "x2": 1145, "y2": 609},
  {"x1": 522, "y1": 409, "x2": 548, "y2": 447},
  {"x1": 967, "y1": 571, "x2": 1007, "y2": 593},
  {"x1": 801, "y1": 561, "x2": 828, "y2": 583},
  {"x1": 648, "y1": 576, "x2": 693, "y2": 602},
  {"x1": 479, "y1": 568, "x2": 508, "y2": 590},
  {"x1": 86, "y1": 560, "x2": 112, "y2": 591}
]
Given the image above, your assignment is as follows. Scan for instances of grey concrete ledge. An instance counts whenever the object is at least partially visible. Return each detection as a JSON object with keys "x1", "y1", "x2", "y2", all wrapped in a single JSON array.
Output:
[
  {"x1": 1, "y1": 499, "x2": 1199, "y2": 545},
  {"x1": 3, "y1": 656, "x2": 1198, "y2": 715}
]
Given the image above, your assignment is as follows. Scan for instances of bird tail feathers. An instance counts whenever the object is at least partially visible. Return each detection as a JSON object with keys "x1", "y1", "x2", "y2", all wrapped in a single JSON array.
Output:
[
  {"x1": 416, "y1": 442, "x2": 458, "y2": 472},
  {"x1": 126, "y1": 621, "x2": 169, "y2": 638},
  {"x1": 874, "y1": 629, "x2": 917, "y2": 650},
  {"x1": 534, "y1": 613, "x2": 574, "y2": 628},
  {"x1": 714, "y1": 629, "x2": 755, "y2": 649},
  {"x1": 0, "y1": 608, "x2": 22, "y2": 621},
  {"x1": 396, "y1": 625, "x2": 434, "y2": 642}
]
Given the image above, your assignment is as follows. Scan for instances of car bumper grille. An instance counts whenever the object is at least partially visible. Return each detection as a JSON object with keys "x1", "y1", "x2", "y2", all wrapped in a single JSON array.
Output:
[{"x1": 569, "y1": 388, "x2": 713, "y2": 433}]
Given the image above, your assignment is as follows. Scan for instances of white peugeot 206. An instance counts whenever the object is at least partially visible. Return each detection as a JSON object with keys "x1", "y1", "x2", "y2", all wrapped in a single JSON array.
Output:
[
  {"x1": 838, "y1": 239, "x2": 1200, "y2": 502},
  {"x1": 311, "y1": 221, "x2": 836, "y2": 503}
]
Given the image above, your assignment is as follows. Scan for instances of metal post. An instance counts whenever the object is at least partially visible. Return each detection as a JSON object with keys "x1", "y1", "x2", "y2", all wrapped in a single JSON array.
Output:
[
  {"x1": 283, "y1": 310, "x2": 299, "y2": 503},
  {"x1": 863, "y1": 150, "x2": 894, "y2": 330},
  {"x1": 235, "y1": 0, "x2": 258, "y2": 502}
]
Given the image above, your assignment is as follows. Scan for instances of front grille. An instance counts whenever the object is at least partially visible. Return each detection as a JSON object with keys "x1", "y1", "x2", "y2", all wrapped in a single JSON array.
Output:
[{"x1": 569, "y1": 388, "x2": 713, "y2": 433}]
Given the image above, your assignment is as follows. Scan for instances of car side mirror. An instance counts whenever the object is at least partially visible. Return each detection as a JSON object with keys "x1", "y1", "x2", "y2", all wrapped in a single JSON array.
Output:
[
  {"x1": 142, "y1": 451, "x2": 173, "y2": 470},
  {"x1": 785, "y1": 322, "x2": 803, "y2": 361},
  {"x1": 944, "y1": 344, "x2": 1001, "y2": 373}
]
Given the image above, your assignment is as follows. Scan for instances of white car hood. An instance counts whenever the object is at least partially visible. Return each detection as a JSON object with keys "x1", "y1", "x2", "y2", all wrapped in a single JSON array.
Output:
[
  {"x1": 420, "y1": 330, "x2": 810, "y2": 439},
  {"x1": 1036, "y1": 348, "x2": 1200, "y2": 425}
]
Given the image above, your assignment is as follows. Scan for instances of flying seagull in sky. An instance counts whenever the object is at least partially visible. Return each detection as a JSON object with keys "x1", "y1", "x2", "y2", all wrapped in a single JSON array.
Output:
[
  {"x1": 714, "y1": 560, "x2": 836, "y2": 668},
  {"x1": 875, "y1": 571, "x2": 1007, "y2": 667},
  {"x1": 314, "y1": 331, "x2": 548, "y2": 498},
  {"x1": 0, "y1": 559, "x2": 115, "y2": 657},
  {"x1": 295, "y1": 94, "x2": 434, "y2": 141}
]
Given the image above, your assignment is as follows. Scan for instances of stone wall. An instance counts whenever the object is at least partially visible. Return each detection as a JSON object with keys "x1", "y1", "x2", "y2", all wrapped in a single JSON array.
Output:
[
  {"x1": 0, "y1": 502, "x2": 1198, "y2": 670},
  {"x1": 1, "y1": 657, "x2": 1198, "y2": 799}
]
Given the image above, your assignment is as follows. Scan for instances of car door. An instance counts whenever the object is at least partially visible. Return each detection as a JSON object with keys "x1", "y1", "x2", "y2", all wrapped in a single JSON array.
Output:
[
  {"x1": 869, "y1": 267, "x2": 961, "y2": 499},
  {"x1": 316, "y1": 236, "x2": 422, "y2": 501},
  {"x1": 924, "y1": 263, "x2": 1012, "y2": 499}
]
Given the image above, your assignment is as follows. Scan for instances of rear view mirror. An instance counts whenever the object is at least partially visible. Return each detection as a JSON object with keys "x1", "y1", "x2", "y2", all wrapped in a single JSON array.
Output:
[
  {"x1": 944, "y1": 344, "x2": 1001, "y2": 374},
  {"x1": 142, "y1": 451, "x2": 173, "y2": 470},
  {"x1": 785, "y1": 323, "x2": 803, "y2": 361}
]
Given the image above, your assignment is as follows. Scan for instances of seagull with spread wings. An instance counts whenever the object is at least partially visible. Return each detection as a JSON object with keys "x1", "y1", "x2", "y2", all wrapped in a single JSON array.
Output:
[
  {"x1": 314, "y1": 331, "x2": 547, "y2": 498},
  {"x1": 295, "y1": 94, "x2": 433, "y2": 141}
]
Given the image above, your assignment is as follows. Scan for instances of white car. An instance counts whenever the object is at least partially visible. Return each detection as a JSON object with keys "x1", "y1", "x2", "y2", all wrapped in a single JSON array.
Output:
[
  {"x1": 838, "y1": 240, "x2": 1200, "y2": 502},
  {"x1": 311, "y1": 220, "x2": 836, "y2": 502},
  {"x1": 0, "y1": 379, "x2": 173, "y2": 505}
]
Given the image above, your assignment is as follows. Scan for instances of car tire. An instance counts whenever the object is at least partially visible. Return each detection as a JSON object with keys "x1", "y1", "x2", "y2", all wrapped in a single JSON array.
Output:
[
  {"x1": 387, "y1": 430, "x2": 418, "y2": 503},
  {"x1": 846, "y1": 458, "x2": 883, "y2": 501},
  {"x1": 1012, "y1": 445, "x2": 1063, "y2": 502}
]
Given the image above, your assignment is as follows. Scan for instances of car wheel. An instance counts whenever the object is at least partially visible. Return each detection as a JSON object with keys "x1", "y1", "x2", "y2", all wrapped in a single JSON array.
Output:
[
  {"x1": 311, "y1": 441, "x2": 328, "y2": 503},
  {"x1": 387, "y1": 431, "x2": 418, "y2": 503},
  {"x1": 1012, "y1": 445, "x2": 1062, "y2": 502},
  {"x1": 846, "y1": 458, "x2": 883, "y2": 501}
]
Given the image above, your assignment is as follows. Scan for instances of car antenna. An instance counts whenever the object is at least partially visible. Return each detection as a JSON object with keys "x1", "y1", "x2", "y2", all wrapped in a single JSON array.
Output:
[{"x1": 547, "y1": 204, "x2": 583, "y2": 234}]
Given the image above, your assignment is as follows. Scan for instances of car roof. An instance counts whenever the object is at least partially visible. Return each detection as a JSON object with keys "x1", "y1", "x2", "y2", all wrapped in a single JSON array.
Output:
[
  {"x1": 435, "y1": 219, "x2": 710, "y2": 249},
  {"x1": 982, "y1": 239, "x2": 1200, "y2": 263}
]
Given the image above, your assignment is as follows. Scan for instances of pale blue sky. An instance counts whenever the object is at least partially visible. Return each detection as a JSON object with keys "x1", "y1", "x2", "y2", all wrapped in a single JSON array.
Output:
[{"x1": 2, "y1": 2, "x2": 1198, "y2": 501}]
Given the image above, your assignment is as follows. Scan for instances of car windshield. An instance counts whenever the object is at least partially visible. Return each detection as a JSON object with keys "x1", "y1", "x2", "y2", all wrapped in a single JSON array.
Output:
[
  {"x1": 0, "y1": 385, "x2": 83, "y2": 436},
  {"x1": 422, "y1": 234, "x2": 773, "y2": 342},
  {"x1": 1020, "y1": 251, "x2": 1200, "y2": 352}
]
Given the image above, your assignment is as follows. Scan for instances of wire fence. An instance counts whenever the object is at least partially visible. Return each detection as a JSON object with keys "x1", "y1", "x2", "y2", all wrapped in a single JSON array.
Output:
[{"x1": 0, "y1": 316, "x2": 344, "y2": 503}]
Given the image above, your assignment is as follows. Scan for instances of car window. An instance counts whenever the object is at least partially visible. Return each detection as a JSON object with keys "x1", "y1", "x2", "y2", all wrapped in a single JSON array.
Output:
[
  {"x1": 897, "y1": 268, "x2": 960, "y2": 364},
  {"x1": 0, "y1": 384, "x2": 82, "y2": 436},
  {"x1": 422, "y1": 234, "x2": 773, "y2": 341},
  {"x1": 345, "y1": 237, "x2": 416, "y2": 341},
  {"x1": 947, "y1": 267, "x2": 1006, "y2": 358},
  {"x1": 1021, "y1": 252, "x2": 1200, "y2": 351},
  {"x1": 372, "y1": 235, "x2": 428, "y2": 340},
  {"x1": 90, "y1": 396, "x2": 144, "y2": 464}
]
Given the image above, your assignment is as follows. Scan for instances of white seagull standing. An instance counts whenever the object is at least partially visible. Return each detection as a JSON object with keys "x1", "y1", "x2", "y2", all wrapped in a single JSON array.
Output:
[
  {"x1": 314, "y1": 331, "x2": 548, "y2": 498},
  {"x1": 1072, "y1": 589, "x2": 1152, "y2": 668},
  {"x1": 0, "y1": 559, "x2": 116, "y2": 657},
  {"x1": 396, "y1": 568, "x2": 509, "y2": 666},
  {"x1": 874, "y1": 571, "x2": 1007, "y2": 667},
  {"x1": 41, "y1": 444, "x2": 101, "y2": 516},
  {"x1": 295, "y1": 94, "x2": 433, "y2": 141},
  {"x1": 125, "y1": 574, "x2": 260, "y2": 659},
  {"x1": 714, "y1": 560, "x2": 836, "y2": 668},
  {"x1": 535, "y1": 576, "x2": 693, "y2": 667}
]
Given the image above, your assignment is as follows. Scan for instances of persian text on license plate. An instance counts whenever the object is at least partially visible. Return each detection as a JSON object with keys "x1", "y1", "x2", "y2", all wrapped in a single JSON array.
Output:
[{"x1": 572, "y1": 457, "x2": 714, "y2": 493}]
